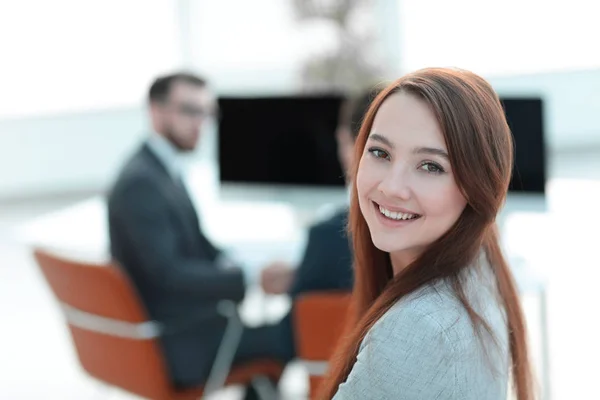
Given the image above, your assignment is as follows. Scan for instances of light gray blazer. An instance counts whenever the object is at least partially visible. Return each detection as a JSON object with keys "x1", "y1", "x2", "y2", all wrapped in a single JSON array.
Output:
[{"x1": 332, "y1": 258, "x2": 510, "y2": 399}]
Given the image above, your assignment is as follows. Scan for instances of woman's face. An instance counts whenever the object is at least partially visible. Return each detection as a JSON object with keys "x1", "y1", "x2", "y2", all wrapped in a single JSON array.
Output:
[{"x1": 356, "y1": 92, "x2": 467, "y2": 269}]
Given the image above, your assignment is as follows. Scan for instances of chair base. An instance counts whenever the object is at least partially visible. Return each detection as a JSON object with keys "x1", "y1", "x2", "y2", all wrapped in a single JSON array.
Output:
[{"x1": 173, "y1": 360, "x2": 284, "y2": 400}]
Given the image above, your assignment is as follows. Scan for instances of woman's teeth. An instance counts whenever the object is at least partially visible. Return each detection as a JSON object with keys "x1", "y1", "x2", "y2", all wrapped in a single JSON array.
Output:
[{"x1": 378, "y1": 205, "x2": 420, "y2": 221}]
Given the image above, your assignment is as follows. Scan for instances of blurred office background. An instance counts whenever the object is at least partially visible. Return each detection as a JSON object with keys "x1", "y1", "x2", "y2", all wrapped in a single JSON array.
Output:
[{"x1": 0, "y1": 0, "x2": 599, "y2": 399}]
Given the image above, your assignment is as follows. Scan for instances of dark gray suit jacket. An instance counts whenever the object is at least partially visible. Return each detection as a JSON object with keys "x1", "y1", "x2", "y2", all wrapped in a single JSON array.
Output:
[
  {"x1": 107, "y1": 143, "x2": 245, "y2": 386},
  {"x1": 279, "y1": 209, "x2": 354, "y2": 360}
]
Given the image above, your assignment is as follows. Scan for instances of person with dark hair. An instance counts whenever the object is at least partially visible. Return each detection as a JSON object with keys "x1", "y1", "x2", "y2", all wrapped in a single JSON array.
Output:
[
  {"x1": 260, "y1": 88, "x2": 380, "y2": 361},
  {"x1": 107, "y1": 72, "x2": 286, "y2": 399},
  {"x1": 320, "y1": 68, "x2": 534, "y2": 399},
  {"x1": 146, "y1": 72, "x2": 210, "y2": 151}
]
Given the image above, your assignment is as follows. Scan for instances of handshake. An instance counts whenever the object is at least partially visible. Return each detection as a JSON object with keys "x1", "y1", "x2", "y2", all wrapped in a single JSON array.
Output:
[{"x1": 259, "y1": 261, "x2": 295, "y2": 295}]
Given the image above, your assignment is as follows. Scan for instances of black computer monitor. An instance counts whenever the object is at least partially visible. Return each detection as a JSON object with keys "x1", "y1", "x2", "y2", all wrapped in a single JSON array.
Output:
[
  {"x1": 217, "y1": 95, "x2": 546, "y2": 196},
  {"x1": 217, "y1": 95, "x2": 346, "y2": 188},
  {"x1": 501, "y1": 97, "x2": 547, "y2": 194}
]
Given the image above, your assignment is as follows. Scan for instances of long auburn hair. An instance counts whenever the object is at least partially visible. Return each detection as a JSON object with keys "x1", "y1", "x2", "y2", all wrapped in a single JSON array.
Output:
[{"x1": 319, "y1": 68, "x2": 535, "y2": 399}]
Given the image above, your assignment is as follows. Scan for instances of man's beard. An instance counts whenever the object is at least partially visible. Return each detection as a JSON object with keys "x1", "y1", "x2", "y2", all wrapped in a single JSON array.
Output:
[{"x1": 164, "y1": 126, "x2": 193, "y2": 152}]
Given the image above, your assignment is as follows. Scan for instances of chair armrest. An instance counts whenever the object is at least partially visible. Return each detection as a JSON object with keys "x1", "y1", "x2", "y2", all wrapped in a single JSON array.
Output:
[
  {"x1": 203, "y1": 300, "x2": 245, "y2": 396},
  {"x1": 157, "y1": 301, "x2": 245, "y2": 396}
]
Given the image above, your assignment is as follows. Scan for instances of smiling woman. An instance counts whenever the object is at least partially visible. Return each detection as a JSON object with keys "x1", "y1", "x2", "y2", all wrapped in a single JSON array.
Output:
[
  {"x1": 320, "y1": 68, "x2": 535, "y2": 400},
  {"x1": 358, "y1": 93, "x2": 468, "y2": 274}
]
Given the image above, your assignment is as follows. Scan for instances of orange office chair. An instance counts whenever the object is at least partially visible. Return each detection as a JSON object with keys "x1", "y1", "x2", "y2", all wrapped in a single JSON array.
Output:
[
  {"x1": 33, "y1": 249, "x2": 283, "y2": 400},
  {"x1": 294, "y1": 292, "x2": 352, "y2": 399}
]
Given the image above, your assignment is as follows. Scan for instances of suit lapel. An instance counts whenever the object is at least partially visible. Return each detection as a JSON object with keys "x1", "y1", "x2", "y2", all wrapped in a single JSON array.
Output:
[{"x1": 140, "y1": 144, "x2": 219, "y2": 260}]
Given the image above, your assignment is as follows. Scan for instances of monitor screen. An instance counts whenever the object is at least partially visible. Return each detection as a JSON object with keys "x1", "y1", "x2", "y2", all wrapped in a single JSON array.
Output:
[
  {"x1": 218, "y1": 95, "x2": 346, "y2": 187},
  {"x1": 217, "y1": 95, "x2": 546, "y2": 194},
  {"x1": 501, "y1": 97, "x2": 547, "y2": 194}
]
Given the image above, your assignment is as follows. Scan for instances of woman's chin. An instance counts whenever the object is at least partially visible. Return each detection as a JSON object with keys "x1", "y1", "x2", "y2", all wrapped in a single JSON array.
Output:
[{"x1": 371, "y1": 236, "x2": 406, "y2": 254}]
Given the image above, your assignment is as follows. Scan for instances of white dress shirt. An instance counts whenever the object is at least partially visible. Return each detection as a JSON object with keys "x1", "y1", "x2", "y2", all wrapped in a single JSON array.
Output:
[{"x1": 146, "y1": 131, "x2": 183, "y2": 181}]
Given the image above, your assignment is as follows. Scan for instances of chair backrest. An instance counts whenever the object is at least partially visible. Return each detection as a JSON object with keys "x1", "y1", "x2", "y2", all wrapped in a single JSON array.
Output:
[
  {"x1": 33, "y1": 249, "x2": 173, "y2": 399},
  {"x1": 294, "y1": 291, "x2": 351, "y2": 399}
]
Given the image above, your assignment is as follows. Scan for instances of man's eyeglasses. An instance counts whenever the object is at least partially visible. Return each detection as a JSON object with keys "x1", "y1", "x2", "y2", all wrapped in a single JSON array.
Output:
[{"x1": 163, "y1": 102, "x2": 219, "y2": 119}]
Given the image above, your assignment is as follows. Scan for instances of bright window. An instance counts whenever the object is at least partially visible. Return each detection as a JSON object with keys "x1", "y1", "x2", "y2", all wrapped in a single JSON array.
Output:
[
  {"x1": 398, "y1": 0, "x2": 599, "y2": 76},
  {"x1": 0, "y1": 0, "x2": 181, "y2": 118}
]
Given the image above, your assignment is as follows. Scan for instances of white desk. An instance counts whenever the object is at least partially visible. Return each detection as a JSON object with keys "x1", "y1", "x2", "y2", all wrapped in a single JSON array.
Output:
[{"x1": 13, "y1": 195, "x2": 309, "y2": 274}]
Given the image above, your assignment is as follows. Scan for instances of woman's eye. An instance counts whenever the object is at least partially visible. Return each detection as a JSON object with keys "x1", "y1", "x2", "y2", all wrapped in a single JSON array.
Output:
[
  {"x1": 367, "y1": 147, "x2": 390, "y2": 160},
  {"x1": 419, "y1": 162, "x2": 445, "y2": 174}
]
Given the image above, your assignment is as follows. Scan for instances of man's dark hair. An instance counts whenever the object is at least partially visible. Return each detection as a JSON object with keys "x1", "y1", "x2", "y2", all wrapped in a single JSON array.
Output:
[
  {"x1": 148, "y1": 72, "x2": 207, "y2": 104},
  {"x1": 348, "y1": 88, "x2": 382, "y2": 140}
]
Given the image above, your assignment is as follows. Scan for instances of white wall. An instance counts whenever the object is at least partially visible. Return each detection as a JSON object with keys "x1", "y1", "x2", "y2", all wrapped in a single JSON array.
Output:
[
  {"x1": 0, "y1": 0, "x2": 185, "y2": 200},
  {"x1": 0, "y1": 108, "x2": 146, "y2": 199},
  {"x1": 399, "y1": 0, "x2": 600, "y2": 77},
  {"x1": 0, "y1": 0, "x2": 181, "y2": 120},
  {"x1": 489, "y1": 69, "x2": 600, "y2": 150}
]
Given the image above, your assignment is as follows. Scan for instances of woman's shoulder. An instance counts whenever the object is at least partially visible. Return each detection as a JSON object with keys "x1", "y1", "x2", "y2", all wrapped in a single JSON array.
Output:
[
  {"x1": 367, "y1": 283, "x2": 470, "y2": 347},
  {"x1": 338, "y1": 263, "x2": 509, "y2": 399},
  {"x1": 368, "y1": 271, "x2": 506, "y2": 352}
]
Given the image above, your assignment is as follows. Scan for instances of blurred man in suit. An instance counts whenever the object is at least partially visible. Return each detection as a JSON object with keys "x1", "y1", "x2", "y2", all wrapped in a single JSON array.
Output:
[
  {"x1": 107, "y1": 73, "x2": 286, "y2": 398},
  {"x1": 260, "y1": 88, "x2": 380, "y2": 360}
]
